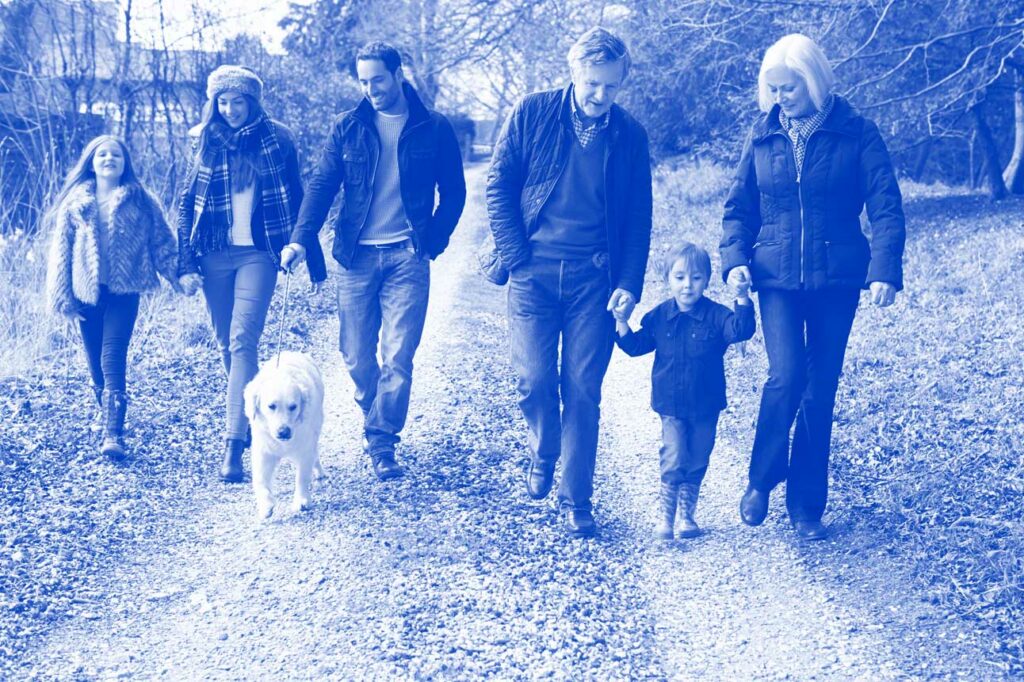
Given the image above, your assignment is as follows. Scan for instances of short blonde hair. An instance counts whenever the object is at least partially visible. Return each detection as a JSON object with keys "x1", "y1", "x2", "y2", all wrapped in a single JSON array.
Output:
[
  {"x1": 757, "y1": 34, "x2": 835, "y2": 113},
  {"x1": 567, "y1": 27, "x2": 631, "y2": 80}
]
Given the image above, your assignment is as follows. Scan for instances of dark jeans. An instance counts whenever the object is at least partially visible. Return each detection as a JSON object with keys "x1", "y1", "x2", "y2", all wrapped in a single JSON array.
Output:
[
  {"x1": 749, "y1": 287, "x2": 860, "y2": 522},
  {"x1": 508, "y1": 253, "x2": 614, "y2": 512},
  {"x1": 660, "y1": 414, "x2": 718, "y2": 486},
  {"x1": 200, "y1": 246, "x2": 279, "y2": 440},
  {"x1": 79, "y1": 286, "x2": 140, "y2": 393},
  {"x1": 336, "y1": 243, "x2": 430, "y2": 455}
]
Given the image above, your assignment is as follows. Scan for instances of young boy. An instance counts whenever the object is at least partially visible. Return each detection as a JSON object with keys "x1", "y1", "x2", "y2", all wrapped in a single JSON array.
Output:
[{"x1": 613, "y1": 241, "x2": 755, "y2": 539}]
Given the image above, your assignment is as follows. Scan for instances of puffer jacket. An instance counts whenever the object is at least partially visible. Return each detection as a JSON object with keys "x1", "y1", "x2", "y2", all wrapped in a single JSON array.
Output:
[
  {"x1": 291, "y1": 83, "x2": 467, "y2": 267},
  {"x1": 46, "y1": 180, "x2": 178, "y2": 316},
  {"x1": 486, "y1": 84, "x2": 653, "y2": 299},
  {"x1": 720, "y1": 95, "x2": 906, "y2": 291},
  {"x1": 176, "y1": 120, "x2": 328, "y2": 283}
]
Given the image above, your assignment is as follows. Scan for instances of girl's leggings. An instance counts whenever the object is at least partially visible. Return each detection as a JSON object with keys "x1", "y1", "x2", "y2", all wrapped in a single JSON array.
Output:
[
  {"x1": 199, "y1": 245, "x2": 278, "y2": 441},
  {"x1": 79, "y1": 286, "x2": 140, "y2": 393}
]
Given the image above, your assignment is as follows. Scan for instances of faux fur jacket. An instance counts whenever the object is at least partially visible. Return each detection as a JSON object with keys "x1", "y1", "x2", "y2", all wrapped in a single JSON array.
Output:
[{"x1": 46, "y1": 180, "x2": 179, "y2": 315}]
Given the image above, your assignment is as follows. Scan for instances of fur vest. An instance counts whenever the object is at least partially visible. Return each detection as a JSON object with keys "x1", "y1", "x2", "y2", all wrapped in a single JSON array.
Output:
[{"x1": 46, "y1": 180, "x2": 179, "y2": 315}]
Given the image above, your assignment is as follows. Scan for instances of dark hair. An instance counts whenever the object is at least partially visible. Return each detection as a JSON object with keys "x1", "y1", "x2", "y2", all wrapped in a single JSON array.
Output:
[
  {"x1": 355, "y1": 41, "x2": 403, "y2": 74},
  {"x1": 193, "y1": 93, "x2": 265, "y2": 189},
  {"x1": 659, "y1": 241, "x2": 712, "y2": 280},
  {"x1": 46, "y1": 135, "x2": 140, "y2": 229}
]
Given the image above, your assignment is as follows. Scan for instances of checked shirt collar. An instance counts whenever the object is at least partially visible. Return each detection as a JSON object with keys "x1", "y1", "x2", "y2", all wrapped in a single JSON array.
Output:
[{"x1": 570, "y1": 87, "x2": 610, "y2": 149}]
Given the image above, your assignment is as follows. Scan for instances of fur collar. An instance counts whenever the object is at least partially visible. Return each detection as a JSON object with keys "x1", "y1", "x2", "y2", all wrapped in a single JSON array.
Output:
[{"x1": 61, "y1": 180, "x2": 145, "y2": 221}]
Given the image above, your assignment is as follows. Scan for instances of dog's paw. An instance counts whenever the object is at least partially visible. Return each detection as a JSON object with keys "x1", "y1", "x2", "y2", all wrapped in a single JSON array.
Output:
[
  {"x1": 256, "y1": 499, "x2": 275, "y2": 520},
  {"x1": 291, "y1": 497, "x2": 312, "y2": 513}
]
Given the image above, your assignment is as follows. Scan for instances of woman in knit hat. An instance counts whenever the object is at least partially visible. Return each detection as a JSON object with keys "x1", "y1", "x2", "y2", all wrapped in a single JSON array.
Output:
[{"x1": 176, "y1": 64, "x2": 327, "y2": 483}]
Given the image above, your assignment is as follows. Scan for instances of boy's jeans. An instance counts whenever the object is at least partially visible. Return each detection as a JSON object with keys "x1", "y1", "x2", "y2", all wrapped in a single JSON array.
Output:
[
  {"x1": 336, "y1": 244, "x2": 430, "y2": 456},
  {"x1": 507, "y1": 254, "x2": 614, "y2": 512},
  {"x1": 749, "y1": 287, "x2": 860, "y2": 522},
  {"x1": 200, "y1": 246, "x2": 278, "y2": 441},
  {"x1": 660, "y1": 414, "x2": 718, "y2": 486}
]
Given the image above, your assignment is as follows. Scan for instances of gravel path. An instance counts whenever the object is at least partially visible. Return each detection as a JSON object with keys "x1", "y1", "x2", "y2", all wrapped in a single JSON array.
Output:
[{"x1": 16, "y1": 165, "x2": 997, "y2": 679}]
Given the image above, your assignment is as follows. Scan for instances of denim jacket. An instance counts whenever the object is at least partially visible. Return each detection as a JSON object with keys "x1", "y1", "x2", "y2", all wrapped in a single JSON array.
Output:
[{"x1": 617, "y1": 296, "x2": 755, "y2": 418}]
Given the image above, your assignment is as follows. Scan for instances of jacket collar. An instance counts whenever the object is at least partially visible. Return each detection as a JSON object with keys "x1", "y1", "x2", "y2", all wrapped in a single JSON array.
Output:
[
  {"x1": 664, "y1": 295, "x2": 709, "y2": 321},
  {"x1": 752, "y1": 94, "x2": 860, "y2": 142},
  {"x1": 62, "y1": 179, "x2": 132, "y2": 219},
  {"x1": 353, "y1": 81, "x2": 430, "y2": 127},
  {"x1": 559, "y1": 82, "x2": 624, "y2": 142}
]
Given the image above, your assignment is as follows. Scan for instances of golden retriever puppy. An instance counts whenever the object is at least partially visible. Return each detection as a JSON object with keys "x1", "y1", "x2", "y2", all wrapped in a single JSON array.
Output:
[{"x1": 243, "y1": 351, "x2": 325, "y2": 519}]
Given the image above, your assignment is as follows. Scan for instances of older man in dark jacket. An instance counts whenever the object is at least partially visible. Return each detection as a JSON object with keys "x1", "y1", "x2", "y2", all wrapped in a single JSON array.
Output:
[
  {"x1": 487, "y1": 27, "x2": 653, "y2": 538},
  {"x1": 283, "y1": 41, "x2": 466, "y2": 481}
]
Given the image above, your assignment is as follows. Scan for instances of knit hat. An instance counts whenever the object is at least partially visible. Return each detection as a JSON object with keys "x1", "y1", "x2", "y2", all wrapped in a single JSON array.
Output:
[{"x1": 206, "y1": 65, "x2": 263, "y2": 102}]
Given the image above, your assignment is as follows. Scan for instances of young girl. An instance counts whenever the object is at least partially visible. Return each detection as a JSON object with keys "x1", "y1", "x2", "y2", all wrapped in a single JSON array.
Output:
[
  {"x1": 176, "y1": 65, "x2": 327, "y2": 483},
  {"x1": 613, "y1": 241, "x2": 755, "y2": 539},
  {"x1": 45, "y1": 135, "x2": 181, "y2": 461}
]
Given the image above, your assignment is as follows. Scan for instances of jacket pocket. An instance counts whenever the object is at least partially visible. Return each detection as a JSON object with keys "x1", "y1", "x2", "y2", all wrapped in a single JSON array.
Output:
[
  {"x1": 750, "y1": 239, "x2": 783, "y2": 281},
  {"x1": 825, "y1": 240, "x2": 869, "y2": 281},
  {"x1": 343, "y1": 150, "x2": 367, "y2": 184}
]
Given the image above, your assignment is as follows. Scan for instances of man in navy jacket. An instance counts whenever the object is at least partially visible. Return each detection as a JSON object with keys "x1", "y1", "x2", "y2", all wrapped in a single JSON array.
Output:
[
  {"x1": 283, "y1": 41, "x2": 466, "y2": 481},
  {"x1": 487, "y1": 28, "x2": 653, "y2": 537}
]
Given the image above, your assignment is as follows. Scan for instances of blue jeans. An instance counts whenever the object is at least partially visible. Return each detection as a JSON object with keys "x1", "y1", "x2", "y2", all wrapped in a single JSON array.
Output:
[
  {"x1": 336, "y1": 244, "x2": 430, "y2": 455},
  {"x1": 200, "y1": 246, "x2": 279, "y2": 440},
  {"x1": 660, "y1": 414, "x2": 718, "y2": 486},
  {"x1": 749, "y1": 287, "x2": 860, "y2": 522},
  {"x1": 507, "y1": 254, "x2": 614, "y2": 512},
  {"x1": 79, "y1": 286, "x2": 140, "y2": 393}
]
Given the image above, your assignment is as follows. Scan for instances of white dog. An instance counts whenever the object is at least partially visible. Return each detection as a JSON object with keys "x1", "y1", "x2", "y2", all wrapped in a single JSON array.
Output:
[{"x1": 243, "y1": 351, "x2": 325, "y2": 519}]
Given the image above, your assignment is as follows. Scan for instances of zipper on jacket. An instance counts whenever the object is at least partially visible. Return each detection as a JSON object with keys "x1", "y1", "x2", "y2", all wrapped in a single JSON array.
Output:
[{"x1": 796, "y1": 130, "x2": 821, "y2": 287}]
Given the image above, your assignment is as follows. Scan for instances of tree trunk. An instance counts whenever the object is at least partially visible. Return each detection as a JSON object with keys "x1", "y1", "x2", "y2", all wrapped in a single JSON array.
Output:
[
  {"x1": 1002, "y1": 67, "x2": 1024, "y2": 194},
  {"x1": 911, "y1": 137, "x2": 932, "y2": 181},
  {"x1": 969, "y1": 101, "x2": 1007, "y2": 200}
]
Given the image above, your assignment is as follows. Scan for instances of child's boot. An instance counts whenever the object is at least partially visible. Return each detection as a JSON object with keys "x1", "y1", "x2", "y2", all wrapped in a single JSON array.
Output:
[
  {"x1": 656, "y1": 482, "x2": 679, "y2": 540},
  {"x1": 100, "y1": 389, "x2": 128, "y2": 462},
  {"x1": 676, "y1": 483, "x2": 702, "y2": 538}
]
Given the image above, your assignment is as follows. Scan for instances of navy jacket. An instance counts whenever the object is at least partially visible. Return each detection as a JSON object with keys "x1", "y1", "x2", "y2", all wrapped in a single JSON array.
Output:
[
  {"x1": 617, "y1": 296, "x2": 755, "y2": 418},
  {"x1": 291, "y1": 83, "x2": 466, "y2": 267},
  {"x1": 176, "y1": 121, "x2": 327, "y2": 283},
  {"x1": 720, "y1": 96, "x2": 905, "y2": 291},
  {"x1": 487, "y1": 85, "x2": 653, "y2": 299}
]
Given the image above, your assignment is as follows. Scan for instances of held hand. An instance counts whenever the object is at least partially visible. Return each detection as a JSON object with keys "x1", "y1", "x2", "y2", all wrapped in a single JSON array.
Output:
[
  {"x1": 606, "y1": 288, "x2": 636, "y2": 322},
  {"x1": 728, "y1": 266, "x2": 752, "y2": 297},
  {"x1": 281, "y1": 243, "x2": 307, "y2": 272},
  {"x1": 869, "y1": 281, "x2": 897, "y2": 307},
  {"x1": 178, "y1": 273, "x2": 202, "y2": 297}
]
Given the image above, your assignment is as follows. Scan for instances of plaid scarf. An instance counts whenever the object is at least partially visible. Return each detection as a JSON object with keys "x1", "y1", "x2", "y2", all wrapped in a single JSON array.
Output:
[
  {"x1": 189, "y1": 114, "x2": 292, "y2": 255},
  {"x1": 570, "y1": 87, "x2": 610, "y2": 149},
  {"x1": 779, "y1": 94, "x2": 834, "y2": 180}
]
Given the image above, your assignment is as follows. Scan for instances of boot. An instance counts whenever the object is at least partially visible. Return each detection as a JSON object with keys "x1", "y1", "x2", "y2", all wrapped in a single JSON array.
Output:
[
  {"x1": 655, "y1": 482, "x2": 679, "y2": 540},
  {"x1": 89, "y1": 385, "x2": 104, "y2": 433},
  {"x1": 676, "y1": 483, "x2": 702, "y2": 539},
  {"x1": 220, "y1": 438, "x2": 245, "y2": 483},
  {"x1": 99, "y1": 389, "x2": 128, "y2": 462}
]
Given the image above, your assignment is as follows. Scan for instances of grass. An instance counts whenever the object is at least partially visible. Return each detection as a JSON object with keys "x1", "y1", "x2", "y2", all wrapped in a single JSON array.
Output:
[{"x1": 649, "y1": 159, "x2": 1024, "y2": 675}]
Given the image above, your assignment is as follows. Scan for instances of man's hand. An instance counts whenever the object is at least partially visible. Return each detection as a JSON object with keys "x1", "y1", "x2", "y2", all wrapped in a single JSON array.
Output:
[
  {"x1": 607, "y1": 288, "x2": 636, "y2": 322},
  {"x1": 869, "y1": 281, "x2": 897, "y2": 307},
  {"x1": 281, "y1": 243, "x2": 307, "y2": 272}
]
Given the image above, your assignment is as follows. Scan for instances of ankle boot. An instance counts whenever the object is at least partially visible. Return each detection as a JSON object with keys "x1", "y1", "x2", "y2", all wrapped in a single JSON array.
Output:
[
  {"x1": 655, "y1": 482, "x2": 679, "y2": 540},
  {"x1": 676, "y1": 483, "x2": 702, "y2": 539},
  {"x1": 220, "y1": 438, "x2": 245, "y2": 483},
  {"x1": 99, "y1": 389, "x2": 128, "y2": 462}
]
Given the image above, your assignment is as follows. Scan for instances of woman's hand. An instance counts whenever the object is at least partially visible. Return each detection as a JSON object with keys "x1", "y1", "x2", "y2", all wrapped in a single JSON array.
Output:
[
  {"x1": 178, "y1": 273, "x2": 202, "y2": 297},
  {"x1": 869, "y1": 281, "x2": 897, "y2": 307},
  {"x1": 281, "y1": 243, "x2": 306, "y2": 272}
]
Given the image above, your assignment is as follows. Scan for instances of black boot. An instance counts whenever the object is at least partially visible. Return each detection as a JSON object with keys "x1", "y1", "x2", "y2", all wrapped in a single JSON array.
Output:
[
  {"x1": 655, "y1": 482, "x2": 679, "y2": 540},
  {"x1": 676, "y1": 483, "x2": 702, "y2": 539},
  {"x1": 220, "y1": 438, "x2": 245, "y2": 483},
  {"x1": 99, "y1": 389, "x2": 128, "y2": 462}
]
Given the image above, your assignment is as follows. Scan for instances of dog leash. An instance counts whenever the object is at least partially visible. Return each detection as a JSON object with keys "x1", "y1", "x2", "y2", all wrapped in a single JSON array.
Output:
[{"x1": 275, "y1": 268, "x2": 293, "y2": 369}]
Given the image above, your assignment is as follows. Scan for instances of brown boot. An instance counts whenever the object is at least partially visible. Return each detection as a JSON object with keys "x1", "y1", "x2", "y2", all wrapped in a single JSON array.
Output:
[
  {"x1": 99, "y1": 389, "x2": 128, "y2": 462},
  {"x1": 675, "y1": 483, "x2": 702, "y2": 539},
  {"x1": 655, "y1": 482, "x2": 679, "y2": 540},
  {"x1": 220, "y1": 439, "x2": 245, "y2": 483}
]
